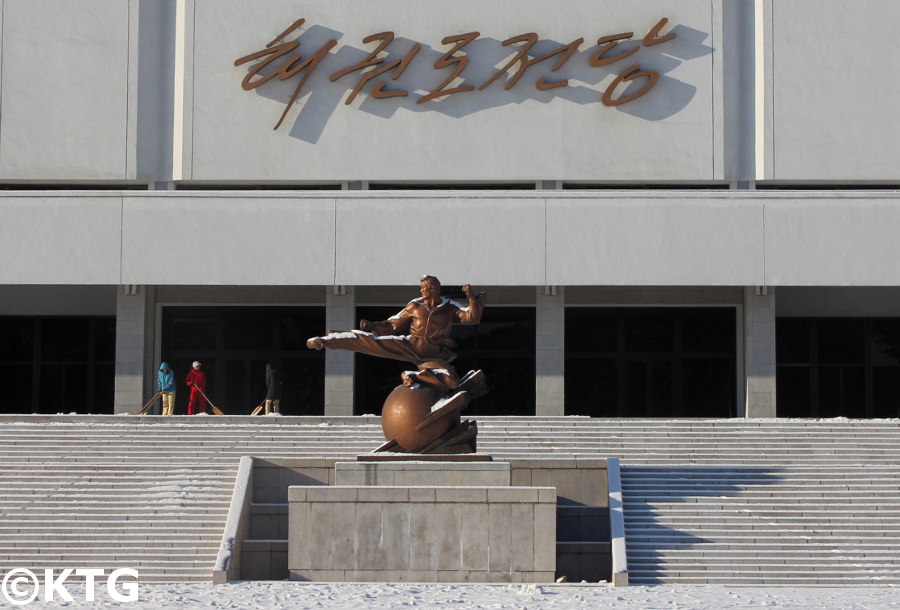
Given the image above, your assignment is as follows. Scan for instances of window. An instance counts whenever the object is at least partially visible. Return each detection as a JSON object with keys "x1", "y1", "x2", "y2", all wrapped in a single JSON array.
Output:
[
  {"x1": 777, "y1": 317, "x2": 900, "y2": 417},
  {"x1": 566, "y1": 307, "x2": 737, "y2": 417},
  {"x1": 0, "y1": 316, "x2": 115, "y2": 414}
]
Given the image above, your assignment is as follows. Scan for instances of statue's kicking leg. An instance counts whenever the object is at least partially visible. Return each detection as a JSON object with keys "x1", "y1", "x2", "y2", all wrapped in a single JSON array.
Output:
[
  {"x1": 401, "y1": 363, "x2": 460, "y2": 392},
  {"x1": 307, "y1": 337, "x2": 324, "y2": 350},
  {"x1": 306, "y1": 331, "x2": 425, "y2": 363}
]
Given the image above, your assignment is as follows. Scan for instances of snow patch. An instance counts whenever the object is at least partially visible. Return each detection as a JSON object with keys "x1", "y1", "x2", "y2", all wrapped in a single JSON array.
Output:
[{"x1": 18, "y1": 582, "x2": 900, "y2": 609}]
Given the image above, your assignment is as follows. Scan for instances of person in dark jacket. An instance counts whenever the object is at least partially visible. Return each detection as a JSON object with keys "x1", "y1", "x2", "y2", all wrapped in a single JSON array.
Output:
[
  {"x1": 265, "y1": 362, "x2": 284, "y2": 414},
  {"x1": 157, "y1": 362, "x2": 176, "y2": 415}
]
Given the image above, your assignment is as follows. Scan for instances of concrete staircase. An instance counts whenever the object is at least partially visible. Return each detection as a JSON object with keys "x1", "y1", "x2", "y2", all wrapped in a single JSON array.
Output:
[
  {"x1": 0, "y1": 416, "x2": 389, "y2": 583},
  {"x1": 1, "y1": 416, "x2": 898, "y2": 584},
  {"x1": 613, "y1": 422, "x2": 900, "y2": 585}
]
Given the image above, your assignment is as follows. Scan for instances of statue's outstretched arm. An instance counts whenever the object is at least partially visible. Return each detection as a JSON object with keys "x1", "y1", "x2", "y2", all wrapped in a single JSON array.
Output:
[
  {"x1": 456, "y1": 284, "x2": 486, "y2": 324},
  {"x1": 361, "y1": 319, "x2": 393, "y2": 335},
  {"x1": 362, "y1": 303, "x2": 414, "y2": 336}
]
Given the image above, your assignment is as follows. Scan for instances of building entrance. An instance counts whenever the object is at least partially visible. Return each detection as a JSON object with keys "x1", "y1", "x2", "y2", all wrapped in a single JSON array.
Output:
[
  {"x1": 565, "y1": 307, "x2": 737, "y2": 417},
  {"x1": 0, "y1": 316, "x2": 115, "y2": 414},
  {"x1": 777, "y1": 317, "x2": 900, "y2": 418},
  {"x1": 160, "y1": 306, "x2": 325, "y2": 415}
]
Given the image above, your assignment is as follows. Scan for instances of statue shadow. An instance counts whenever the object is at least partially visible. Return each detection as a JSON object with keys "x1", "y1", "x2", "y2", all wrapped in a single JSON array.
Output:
[{"x1": 237, "y1": 22, "x2": 714, "y2": 143}]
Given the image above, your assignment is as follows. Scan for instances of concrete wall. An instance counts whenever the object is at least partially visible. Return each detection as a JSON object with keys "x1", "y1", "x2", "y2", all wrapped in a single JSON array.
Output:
[
  {"x1": 122, "y1": 195, "x2": 336, "y2": 285},
  {"x1": 764, "y1": 197, "x2": 900, "y2": 285},
  {"x1": 764, "y1": 0, "x2": 900, "y2": 181},
  {"x1": 0, "y1": 1, "x2": 896, "y2": 183},
  {"x1": 335, "y1": 461, "x2": 511, "y2": 486},
  {"x1": 509, "y1": 457, "x2": 608, "y2": 506},
  {"x1": 187, "y1": 0, "x2": 719, "y2": 182},
  {"x1": 4, "y1": 191, "x2": 900, "y2": 287},
  {"x1": 0, "y1": 1, "x2": 132, "y2": 180},
  {"x1": 246, "y1": 456, "x2": 610, "y2": 582},
  {"x1": 0, "y1": 0, "x2": 175, "y2": 181},
  {"x1": 510, "y1": 457, "x2": 611, "y2": 581},
  {"x1": 0, "y1": 195, "x2": 123, "y2": 284},
  {"x1": 253, "y1": 458, "x2": 333, "y2": 504},
  {"x1": 251, "y1": 456, "x2": 608, "y2": 505},
  {"x1": 288, "y1": 485, "x2": 557, "y2": 582}
]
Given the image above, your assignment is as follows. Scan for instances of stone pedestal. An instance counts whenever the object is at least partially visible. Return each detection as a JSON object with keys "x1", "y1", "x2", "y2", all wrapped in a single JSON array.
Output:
[
  {"x1": 288, "y1": 460, "x2": 556, "y2": 582},
  {"x1": 336, "y1": 460, "x2": 509, "y2": 487}
]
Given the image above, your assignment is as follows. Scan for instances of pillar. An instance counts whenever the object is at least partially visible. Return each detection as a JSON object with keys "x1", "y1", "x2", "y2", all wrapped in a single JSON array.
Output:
[
  {"x1": 323, "y1": 286, "x2": 355, "y2": 415},
  {"x1": 114, "y1": 285, "x2": 150, "y2": 414},
  {"x1": 744, "y1": 286, "x2": 776, "y2": 417},
  {"x1": 535, "y1": 287, "x2": 565, "y2": 416}
]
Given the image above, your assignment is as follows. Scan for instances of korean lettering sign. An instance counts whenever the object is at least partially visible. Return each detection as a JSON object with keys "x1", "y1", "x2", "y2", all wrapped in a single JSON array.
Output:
[{"x1": 236, "y1": 18, "x2": 677, "y2": 130}]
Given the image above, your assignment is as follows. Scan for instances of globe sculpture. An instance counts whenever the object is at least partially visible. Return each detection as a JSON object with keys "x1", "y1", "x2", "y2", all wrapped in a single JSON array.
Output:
[{"x1": 381, "y1": 386, "x2": 455, "y2": 453}]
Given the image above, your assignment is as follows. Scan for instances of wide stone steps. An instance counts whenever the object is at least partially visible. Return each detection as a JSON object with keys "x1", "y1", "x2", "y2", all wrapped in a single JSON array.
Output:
[
  {"x1": 615, "y1": 423, "x2": 900, "y2": 585},
  {"x1": 1, "y1": 537, "x2": 218, "y2": 547},
  {"x1": 0, "y1": 525, "x2": 223, "y2": 536},
  {"x1": 627, "y1": 516, "x2": 900, "y2": 526},
  {"x1": 625, "y1": 493, "x2": 900, "y2": 504},
  {"x1": 624, "y1": 528, "x2": 900, "y2": 539},
  {"x1": 0, "y1": 426, "x2": 239, "y2": 583},
  {"x1": 2, "y1": 416, "x2": 900, "y2": 584},
  {"x1": 629, "y1": 551, "x2": 900, "y2": 565},
  {"x1": 625, "y1": 483, "x2": 900, "y2": 492},
  {"x1": 622, "y1": 460, "x2": 900, "y2": 585},
  {"x1": 0, "y1": 553, "x2": 216, "y2": 563},
  {"x1": 626, "y1": 542, "x2": 900, "y2": 553},
  {"x1": 625, "y1": 571, "x2": 900, "y2": 585},
  {"x1": 629, "y1": 546, "x2": 900, "y2": 557},
  {"x1": 631, "y1": 561, "x2": 900, "y2": 572},
  {"x1": 627, "y1": 509, "x2": 900, "y2": 519}
]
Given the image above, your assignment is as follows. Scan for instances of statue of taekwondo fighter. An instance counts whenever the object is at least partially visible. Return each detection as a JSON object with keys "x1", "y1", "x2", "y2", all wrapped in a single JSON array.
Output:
[{"x1": 306, "y1": 275, "x2": 485, "y2": 392}]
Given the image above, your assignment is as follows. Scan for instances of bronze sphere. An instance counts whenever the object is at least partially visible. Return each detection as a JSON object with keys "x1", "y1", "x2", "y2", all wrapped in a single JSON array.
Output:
[{"x1": 381, "y1": 385, "x2": 459, "y2": 452}]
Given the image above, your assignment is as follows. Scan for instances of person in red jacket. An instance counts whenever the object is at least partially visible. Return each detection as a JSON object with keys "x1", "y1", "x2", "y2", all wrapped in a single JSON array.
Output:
[{"x1": 185, "y1": 361, "x2": 207, "y2": 415}]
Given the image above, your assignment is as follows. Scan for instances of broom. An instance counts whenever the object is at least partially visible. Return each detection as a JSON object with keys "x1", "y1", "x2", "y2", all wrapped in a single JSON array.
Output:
[
  {"x1": 191, "y1": 384, "x2": 225, "y2": 415},
  {"x1": 136, "y1": 391, "x2": 162, "y2": 415}
]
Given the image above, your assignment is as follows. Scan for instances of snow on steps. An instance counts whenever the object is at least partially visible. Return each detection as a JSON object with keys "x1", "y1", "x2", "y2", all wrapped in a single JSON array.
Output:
[
  {"x1": 1, "y1": 416, "x2": 900, "y2": 584},
  {"x1": 622, "y1": 462, "x2": 900, "y2": 584}
]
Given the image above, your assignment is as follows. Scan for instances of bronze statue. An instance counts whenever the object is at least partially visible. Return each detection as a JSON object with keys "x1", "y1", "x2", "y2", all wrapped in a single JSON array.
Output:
[{"x1": 307, "y1": 275, "x2": 487, "y2": 453}]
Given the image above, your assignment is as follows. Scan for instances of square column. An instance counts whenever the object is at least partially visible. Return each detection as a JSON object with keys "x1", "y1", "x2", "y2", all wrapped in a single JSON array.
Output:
[
  {"x1": 324, "y1": 286, "x2": 355, "y2": 415},
  {"x1": 536, "y1": 287, "x2": 565, "y2": 416},
  {"x1": 743, "y1": 286, "x2": 776, "y2": 417},
  {"x1": 114, "y1": 285, "x2": 150, "y2": 414}
]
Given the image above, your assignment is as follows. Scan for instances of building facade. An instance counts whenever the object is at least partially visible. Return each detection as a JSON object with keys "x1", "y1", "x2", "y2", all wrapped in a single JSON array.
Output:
[{"x1": 1, "y1": 0, "x2": 900, "y2": 418}]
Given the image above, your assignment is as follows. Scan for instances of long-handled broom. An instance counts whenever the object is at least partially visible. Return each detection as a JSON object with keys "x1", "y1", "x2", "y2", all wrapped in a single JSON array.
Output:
[
  {"x1": 191, "y1": 384, "x2": 225, "y2": 415},
  {"x1": 136, "y1": 391, "x2": 162, "y2": 415},
  {"x1": 250, "y1": 398, "x2": 265, "y2": 416}
]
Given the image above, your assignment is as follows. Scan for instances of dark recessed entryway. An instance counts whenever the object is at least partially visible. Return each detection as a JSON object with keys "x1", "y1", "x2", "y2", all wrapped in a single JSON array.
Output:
[
  {"x1": 0, "y1": 316, "x2": 115, "y2": 414},
  {"x1": 777, "y1": 317, "x2": 900, "y2": 418},
  {"x1": 565, "y1": 307, "x2": 738, "y2": 417},
  {"x1": 160, "y1": 306, "x2": 325, "y2": 415}
]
